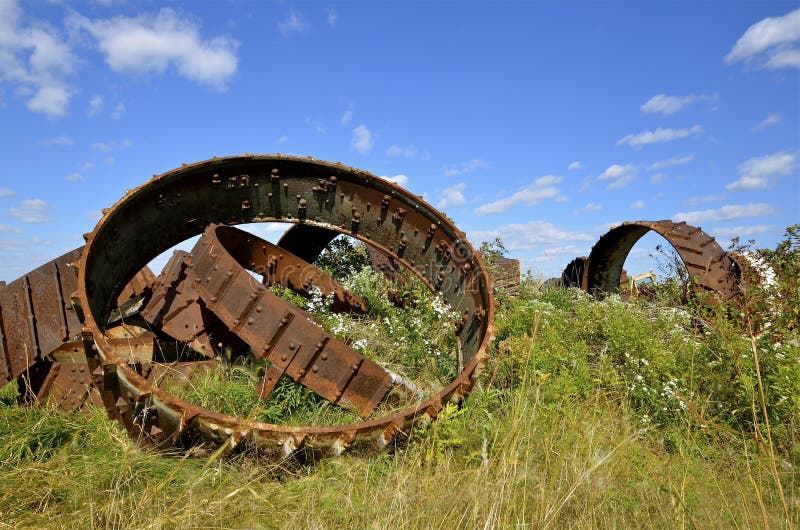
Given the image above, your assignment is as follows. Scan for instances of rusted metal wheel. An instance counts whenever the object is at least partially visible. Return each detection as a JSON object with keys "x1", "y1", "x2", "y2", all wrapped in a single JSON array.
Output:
[
  {"x1": 581, "y1": 220, "x2": 738, "y2": 302},
  {"x1": 77, "y1": 155, "x2": 495, "y2": 459}
]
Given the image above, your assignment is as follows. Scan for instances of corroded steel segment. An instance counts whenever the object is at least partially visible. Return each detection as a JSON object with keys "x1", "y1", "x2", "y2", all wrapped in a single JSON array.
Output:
[
  {"x1": 584, "y1": 220, "x2": 737, "y2": 300},
  {"x1": 492, "y1": 257, "x2": 521, "y2": 295},
  {"x1": 28, "y1": 357, "x2": 216, "y2": 410},
  {"x1": 276, "y1": 223, "x2": 339, "y2": 263},
  {"x1": 561, "y1": 256, "x2": 588, "y2": 289},
  {"x1": 77, "y1": 154, "x2": 494, "y2": 457},
  {"x1": 190, "y1": 224, "x2": 392, "y2": 416},
  {"x1": 217, "y1": 225, "x2": 367, "y2": 313},
  {"x1": 19, "y1": 326, "x2": 158, "y2": 408},
  {"x1": 0, "y1": 248, "x2": 83, "y2": 383},
  {"x1": 141, "y1": 230, "x2": 367, "y2": 357},
  {"x1": 0, "y1": 246, "x2": 156, "y2": 384},
  {"x1": 20, "y1": 361, "x2": 103, "y2": 410},
  {"x1": 140, "y1": 251, "x2": 223, "y2": 357}
]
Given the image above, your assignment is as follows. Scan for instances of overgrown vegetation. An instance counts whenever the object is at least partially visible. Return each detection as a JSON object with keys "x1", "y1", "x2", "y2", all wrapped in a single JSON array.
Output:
[{"x1": 0, "y1": 229, "x2": 797, "y2": 528}]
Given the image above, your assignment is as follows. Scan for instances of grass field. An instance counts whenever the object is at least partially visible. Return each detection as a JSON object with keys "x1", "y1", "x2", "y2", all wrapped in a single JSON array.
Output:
[{"x1": 0, "y1": 229, "x2": 797, "y2": 529}]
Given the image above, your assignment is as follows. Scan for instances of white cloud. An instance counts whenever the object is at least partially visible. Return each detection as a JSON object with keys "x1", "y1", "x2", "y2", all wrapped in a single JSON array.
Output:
[
  {"x1": 64, "y1": 172, "x2": 84, "y2": 182},
  {"x1": 470, "y1": 220, "x2": 593, "y2": 252},
  {"x1": 278, "y1": 10, "x2": 310, "y2": 37},
  {"x1": 726, "y1": 151, "x2": 796, "y2": 191},
  {"x1": 9, "y1": 198, "x2": 53, "y2": 223},
  {"x1": 683, "y1": 194, "x2": 726, "y2": 206},
  {"x1": 753, "y1": 113, "x2": 782, "y2": 131},
  {"x1": 111, "y1": 102, "x2": 125, "y2": 119},
  {"x1": 578, "y1": 202, "x2": 603, "y2": 213},
  {"x1": 437, "y1": 183, "x2": 467, "y2": 209},
  {"x1": 41, "y1": 136, "x2": 73, "y2": 146},
  {"x1": 542, "y1": 244, "x2": 584, "y2": 256},
  {"x1": 27, "y1": 85, "x2": 71, "y2": 116},
  {"x1": 673, "y1": 203, "x2": 778, "y2": 224},
  {"x1": 617, "y1": 125, "x2": 703, "y2": 147},
  {"x1": 597, "y1": 164, "x2": 637, "y2": 190},
  {"x1": 386, "y1": 144, "x2": 417, "y2": 158},
  {"x1": 724, "y1": 8, "x2": 800, "y2": 70},
  {"x1": 0, "y1": 223, "x2": 21, "y2": 234},
  {"x1": 0, "y1": 1, "x2": 76, "y2": 117},
  {"x1": 641, "y1": 94, "x2": 701, "y2": 115},
  {"x1": 80, "y1": 161, "x2": 94, "y2": 171},
  {"x1": 631, "y1": 200, "x2": 646, "y2": 210},
  {"x1": 442, "y1": 158, "x2": 489, "y2": 177},
  {"x1": 351, "y1": 124, "x2": 373, "y2": 154},
  {"x1": 382, "y1": 174, "x2": 409, "y2": 186},
  {"x1": 340, "y1": 103, "x2": 353, "y2": 125},
  {"x1": 70, "y1": 8, "x2": 239, "y2": 91},
  {"x1": 304, "y1": 117, "x2": 326, "y2": 134},
  {"x1": 649, "y1": 155, "x2": 694, "y2": 170},
  {"x1": 712, "y1": 225, "x2": 774, "y2": 237},
  {"x1": 276, "y1": 134, "x2": 288, "y2": 144},
  {"x1": 92, "y1": 139, "x2": 133, "y2": 151},
  {"x1": 327, "y1": 8, "x2": 338, "y2": 27},
  {"x1": 568, "y1": 161, "x2": 582, "y2": 171},
  {"x1": 0, "y1": 188, "x2": 15, "y2": 197},
  {"x1": 765, "y1": 48, "x2": 800, "y2": 69},
  {"x1": 649, "y1": 173, "x2": 666, "y2": 185},
  {"x1": 88, "y1": 94, "x2": 104, "y2": 116},
  {"x1": 474, "y1": 175, "x2": 562, "y2": 215}
]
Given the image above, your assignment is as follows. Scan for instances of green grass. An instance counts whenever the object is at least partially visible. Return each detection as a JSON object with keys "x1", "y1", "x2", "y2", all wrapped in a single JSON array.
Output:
[
  {"x1": 0, "y1": 385, "x2": 795, "y2": 528},
  {"x1": 1, "y1": 230, "x2": 798, "y2": 528}
]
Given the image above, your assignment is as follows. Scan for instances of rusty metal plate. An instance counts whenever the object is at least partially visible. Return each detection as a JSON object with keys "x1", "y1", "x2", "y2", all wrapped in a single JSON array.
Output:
[
  {"x1": 492, "y1": 257, "x2": 521, "y2": 295},
  {"x1": 0, "y1": 248, "x2": 83, "y2": 383}
]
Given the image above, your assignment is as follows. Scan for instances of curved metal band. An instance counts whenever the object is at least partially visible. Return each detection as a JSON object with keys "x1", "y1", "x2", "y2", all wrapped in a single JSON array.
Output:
[
  {"x1": 220, "y1": 224, "x2": 366, "y2": 313},
  {"x1": 77, "y1": 155, "x2": 494, "y2": 456},
  {"x1": 276, "y1": 223, "x2": 339, "y2": 263},
  {"x1": 189, "y1": 224, "x2": 394, "y2": 416},
  {"x1": 584, "y1": 220, "x2": 737, "y2": 300}
]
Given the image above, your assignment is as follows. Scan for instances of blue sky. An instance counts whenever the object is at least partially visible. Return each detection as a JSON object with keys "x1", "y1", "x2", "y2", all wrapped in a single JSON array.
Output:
[{"x1": 1, "y1": 1, "x2": 798, "y2": 281}]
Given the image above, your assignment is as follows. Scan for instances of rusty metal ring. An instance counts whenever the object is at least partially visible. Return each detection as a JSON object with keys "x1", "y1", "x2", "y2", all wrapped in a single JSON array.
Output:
[
  {"x1": 77, "y1": 154, "x2": 495, "y2": 458},
  {"x1": 583, "y1": 220, "x2": 738, "y2": 301}
]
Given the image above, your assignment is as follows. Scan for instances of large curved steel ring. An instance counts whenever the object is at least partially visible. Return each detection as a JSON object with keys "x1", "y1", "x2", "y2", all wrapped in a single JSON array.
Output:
[
  {"x1": 77, "y1": 154, "x2": 495, "y2": 458},
  {"x1": 584, "y1": 220, "x2": 738, "y2": 301}
]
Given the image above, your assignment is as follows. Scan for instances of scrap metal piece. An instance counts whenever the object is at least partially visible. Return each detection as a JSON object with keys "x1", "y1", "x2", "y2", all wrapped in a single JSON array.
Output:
[
  {"x1": 582, "y1": 220, "x2": 737, "y2": 301},
  {"x1": 0, "y1": 249, "x2": 83, "y2": 384},
  {"x1": 141, "y1": 229, "x2": 367, "y2": 357},
  {"x1": 276, "y1": 223, "x2": 339, "y2": 264},
  {"x1": 139, "y1": 251, "x2": 229, "y2": 358},
  {"x1": 217, "y1": 224, "x2": 367, "y2": 313},
  {"x1": 278, "y1": 222, "x2": 402, "y2": 282},
  {"x1": 561, "y1": 256, "x2": 588, "y2": 289},
  {"x1": 189, "y1": 224, "x2": 392, "y2": 415},
  {"x1": 77, "y1": 154, "x2": 495, "y2": 457},
  {"x1": 491, "y1": 257, "x2": 521, "y2": 295},
  {"x1": 0, "y1": 248, "x2": 154, "y2": 384}
]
